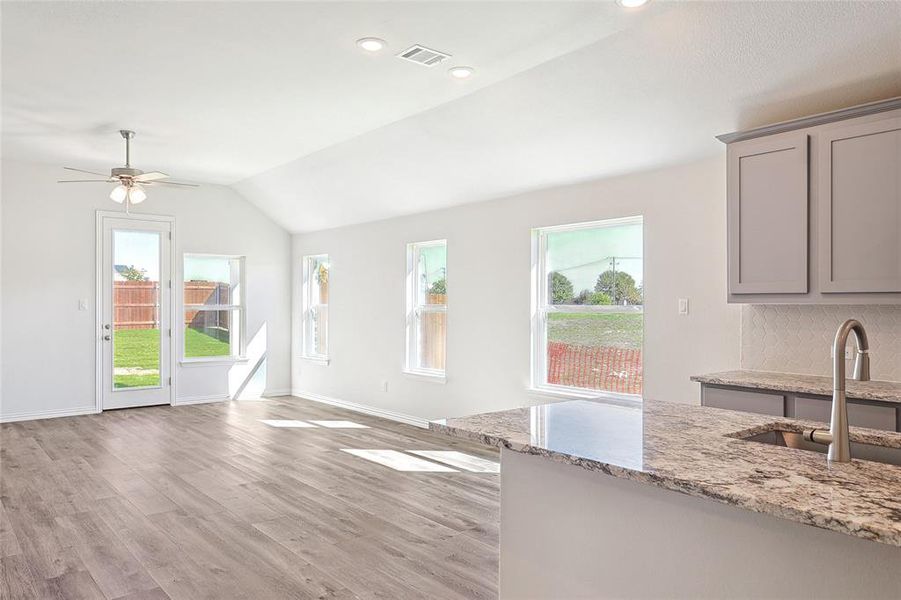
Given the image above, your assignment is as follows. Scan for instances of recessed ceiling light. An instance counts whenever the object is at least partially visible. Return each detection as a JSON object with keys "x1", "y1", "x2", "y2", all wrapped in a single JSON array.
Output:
[
  {"x1": 356, "y1": 37, "x2": 386, "y2": 52},
  {"x1": 448, "y1": 66, "x2": 474, "y2": 80},
  {"x1": 617, "y1": 0, "x2": 650, "y2": 8}
]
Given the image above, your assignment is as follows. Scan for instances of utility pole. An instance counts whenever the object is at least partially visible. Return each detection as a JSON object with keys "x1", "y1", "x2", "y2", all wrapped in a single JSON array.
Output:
[{"x1": 611, "y1": 257, "x2": 617, "y2": 305}]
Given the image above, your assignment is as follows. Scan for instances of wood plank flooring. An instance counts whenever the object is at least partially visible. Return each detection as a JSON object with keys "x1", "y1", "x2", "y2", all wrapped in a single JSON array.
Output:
[{"x1": 0, "y1": 397, "x2": 500, "y2": 599}]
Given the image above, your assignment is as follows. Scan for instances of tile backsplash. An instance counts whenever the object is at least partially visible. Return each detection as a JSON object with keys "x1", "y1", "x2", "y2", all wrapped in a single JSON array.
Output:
[{"x1": 742, "y1": 305, "x2": 901, "y2": 381}]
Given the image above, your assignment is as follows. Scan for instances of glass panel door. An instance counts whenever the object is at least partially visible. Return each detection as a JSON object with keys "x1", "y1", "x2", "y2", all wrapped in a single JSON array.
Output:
[
  {"x1": 112, "y1": 230, "x2": 162, "y2": 389},
  {"x1": 100, "y1": 214, "x2": 172, "y2": 411}
]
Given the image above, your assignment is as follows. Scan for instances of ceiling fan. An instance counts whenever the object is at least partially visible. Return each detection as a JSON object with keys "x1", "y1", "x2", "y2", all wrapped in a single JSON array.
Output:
[{"x1": 58, "y1": 129, "x2": 198, "y2": 209}]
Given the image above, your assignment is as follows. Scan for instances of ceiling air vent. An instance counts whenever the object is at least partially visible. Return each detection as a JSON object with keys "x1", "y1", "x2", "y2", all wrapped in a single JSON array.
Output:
[{"x1": 397, "y1": 44, "x2": 451, "y2": 67}]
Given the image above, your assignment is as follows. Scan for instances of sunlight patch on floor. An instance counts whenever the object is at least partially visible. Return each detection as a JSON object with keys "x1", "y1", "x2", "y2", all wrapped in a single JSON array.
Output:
[
  {"x1": 409, "y1": 450, "x2": 500, "y2": 473},
  {"x1": 260, "y1": 419, "x2": 370, "y2": 429},
  {"x1": 260, "y1": 419, "x2": 317, "y2": 427},
  {"x1": 310, "y1": 420, "x2": 370, "y2": 428},
  {"x1": 341, "y1": 449, "x2": 458, "y2": 472}
]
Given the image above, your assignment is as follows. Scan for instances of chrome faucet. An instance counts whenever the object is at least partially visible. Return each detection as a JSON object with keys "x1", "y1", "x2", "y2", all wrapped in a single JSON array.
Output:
[{"x1": 806, "y1": 319, "x2": 870, "y2": 462}]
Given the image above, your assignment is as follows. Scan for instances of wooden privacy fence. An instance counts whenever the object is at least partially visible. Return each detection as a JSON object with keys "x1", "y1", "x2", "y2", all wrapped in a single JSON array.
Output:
[
  {"x1": 184, "y1": 281, "x2": 230, "y2": 333},
  {"x1": 113, "y1": 281, "x2": 160, "y2": 330},
  {"x1": 419, "y1": 293, "x2": 446, "y2": 370},
  {"x1": 547, "y1": 341, "x2": 643, "y2": 395},
  {"x1": 114, "y1": 280, "x2": 228, "y2": 330}
]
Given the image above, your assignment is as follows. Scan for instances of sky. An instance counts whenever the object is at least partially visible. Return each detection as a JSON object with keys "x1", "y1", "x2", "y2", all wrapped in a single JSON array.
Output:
[
  {"x1": 419, "y1": 243, "x2": 447, "y2": 289},
  {"x1": 113, "y1": 230, "x2": 160, "y2": 280},
  {"x1": 546, "y1": 222, "x2": 643, "y2": 293},
  {"x1": 113, "y1": 230, "x2": 231, "y2": 282}
]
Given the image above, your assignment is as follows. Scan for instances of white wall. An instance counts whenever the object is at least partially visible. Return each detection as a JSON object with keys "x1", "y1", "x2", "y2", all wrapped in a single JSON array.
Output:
[
  {"x1": 292, "y1": 157, "x2": 741, "y2": 421},
  {"x1": 0, "y1": 159, "x2": 292, "y2": 421}
]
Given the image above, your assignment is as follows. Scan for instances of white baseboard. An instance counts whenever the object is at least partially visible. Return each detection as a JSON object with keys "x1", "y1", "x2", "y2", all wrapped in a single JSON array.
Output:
[
  {"x1": 175, "y1": 394, "x2": 231, "y2": 406},
  {"x1": 0, "y1": 405, "x2": 97, "y2": 423},
  {"x1": 290, "y1": 389, "x2": 430, "y2": 429},
  {"x1": 175, "y1": 388, "x2": 292, "y2": 406},
  {"x1": 2, "y1": 389, "x2": 296, "y2": 421}
]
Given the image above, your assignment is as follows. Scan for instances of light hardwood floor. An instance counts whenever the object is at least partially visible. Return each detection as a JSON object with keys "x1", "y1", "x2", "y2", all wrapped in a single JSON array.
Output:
[{"x1": 0, "y1": 397, "x2": 500, "y2": 599}]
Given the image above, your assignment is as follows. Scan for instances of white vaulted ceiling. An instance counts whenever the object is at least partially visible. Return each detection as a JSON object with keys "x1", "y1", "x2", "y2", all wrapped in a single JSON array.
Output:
[
  {"x1": 1, "y1": 1, "x2": 658, "y2": 183},
  {"x1": 3, "y1": 1, "x2": 901, "y2": 232}
]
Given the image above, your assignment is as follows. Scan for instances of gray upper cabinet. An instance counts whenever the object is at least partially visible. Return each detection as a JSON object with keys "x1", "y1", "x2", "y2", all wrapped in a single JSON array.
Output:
[
  {"x1": 818, "y1": 116, "x2": 901, "y2": 293},
  {"x1": 727, "y1": 133, "x2": 808, "y2": 294},
  {"x1": 719, "y1": 98, "x2": 901, "y2": 303}
]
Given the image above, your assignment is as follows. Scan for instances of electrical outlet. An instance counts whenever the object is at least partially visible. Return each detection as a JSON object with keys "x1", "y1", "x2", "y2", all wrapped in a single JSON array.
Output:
[{"x1": 78, "y1": 299, "x2": 88, "y2": 311}]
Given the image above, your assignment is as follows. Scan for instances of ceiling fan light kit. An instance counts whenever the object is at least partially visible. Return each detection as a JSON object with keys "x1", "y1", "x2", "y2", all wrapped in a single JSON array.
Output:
[
  {"x1": 58, "y1": 129, "x2": 197, "y2": 211},
  {"x1": 109, "y1": 184, "x2": 128, "y2": 203}
]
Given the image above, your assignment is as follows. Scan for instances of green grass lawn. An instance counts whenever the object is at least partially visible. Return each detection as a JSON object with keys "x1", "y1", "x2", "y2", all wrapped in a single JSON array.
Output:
[
  {"x1": 547, "y1": 312, "x2": 643, "y2": 349},
  {"x1": 113, "y1": 327, "x2": 231, "y2": 388}
]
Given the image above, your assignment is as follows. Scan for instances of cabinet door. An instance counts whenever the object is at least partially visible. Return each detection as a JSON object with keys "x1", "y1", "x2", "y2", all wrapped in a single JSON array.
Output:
[
  {"x1": 818, "y1": 116, "x2": 901, "y2": 292},
  {"x1": 701, "y1": 386, "x2": 785, "y2": 416},
  {"x1": 728, "y1": 133, "x2": 809, "y2": 294},
  {"x1": 794, "y1": 396, "x2": 897, "y2": 431}
]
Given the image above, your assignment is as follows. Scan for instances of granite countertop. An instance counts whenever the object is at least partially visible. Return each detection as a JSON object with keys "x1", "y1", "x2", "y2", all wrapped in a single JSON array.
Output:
[
  {"x1": 691, "y1": 369, "x2": 901, "y2": 404},
  {"x1": 430, "y1": 399, "x2": 901, "y2": 547}
]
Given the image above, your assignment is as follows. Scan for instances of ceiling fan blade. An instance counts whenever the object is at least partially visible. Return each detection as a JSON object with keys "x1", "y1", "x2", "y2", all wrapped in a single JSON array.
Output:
[
  {"x1": 57, "y1": 179, "x2": 115, "y2": 183},
  {"x1": 134, "y1": 171, "x2": 169, "y2": 182},
  {"x1": 64, "y1": 166, "x2": 110, "y2": 177},
  {"x1": 144, "y1": 180, "x2": 199, "y2": 188}
]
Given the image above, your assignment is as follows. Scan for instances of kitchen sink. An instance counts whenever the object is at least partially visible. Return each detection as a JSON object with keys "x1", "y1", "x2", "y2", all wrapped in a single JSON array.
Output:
[{"x1": 742, "y1": 429, "x2": 901, "y2": 466}]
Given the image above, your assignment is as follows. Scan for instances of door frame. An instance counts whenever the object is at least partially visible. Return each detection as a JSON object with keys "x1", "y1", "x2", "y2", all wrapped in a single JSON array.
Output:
[{"x1": 95, "y1": 210, "x2": 177, "y2": 412}]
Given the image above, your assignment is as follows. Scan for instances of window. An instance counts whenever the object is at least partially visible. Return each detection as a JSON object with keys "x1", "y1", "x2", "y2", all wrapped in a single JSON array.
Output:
[
  {"x1": 301, "y1": 254, "x2": 329, "y2": 360},
  {"x1": 405, "y1": 240, "x2": 447, "y2": 377},
  {"x1": 183, "y1": 255, "x2": 245, "y2": 360},
  {"x1": 532, "y1": 217, "x2": 643, "y2": 397}
]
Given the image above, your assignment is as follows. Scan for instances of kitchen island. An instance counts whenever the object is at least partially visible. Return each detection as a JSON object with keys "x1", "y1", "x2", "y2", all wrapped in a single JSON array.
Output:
[{"x1": 431, "y1": 399, "x2": 901, "y2": 599}]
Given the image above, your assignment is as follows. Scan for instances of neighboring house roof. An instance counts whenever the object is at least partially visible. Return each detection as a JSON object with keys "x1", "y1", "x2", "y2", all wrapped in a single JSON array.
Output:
[{"x1": 113, "y1": 265, "x2": 129, "y2": 281}]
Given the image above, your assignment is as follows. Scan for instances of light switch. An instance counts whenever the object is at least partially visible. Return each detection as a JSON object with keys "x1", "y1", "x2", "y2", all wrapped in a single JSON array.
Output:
[
  {"x1": 380, "y1": 380, "x2": 389, "y2": 392},
  {"x1": 678, "y1": 298, "x2": 689, "y2": 315},
  {"x1": 78, "y1": 299, "x2": 88, "y2": 311}
]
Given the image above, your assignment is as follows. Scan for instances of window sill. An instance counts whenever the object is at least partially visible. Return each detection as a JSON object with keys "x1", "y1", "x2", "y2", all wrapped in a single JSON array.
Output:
[
  {"x1": 180, "y1": 357, "x2": 248, "y2": 368},
  {"x1": 299, "y1": 356, "x2": 330, "y2": 366},
  {"x1": 403, "y1": 370, "x2": 447, "y2": 384},
  {"x1": 528, "y1": 385, "x2": 641, "y2": 406}
]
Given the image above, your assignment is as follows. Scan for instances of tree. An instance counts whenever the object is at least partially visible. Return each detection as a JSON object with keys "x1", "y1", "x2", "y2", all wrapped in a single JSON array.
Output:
[
  {"x1": 119, "y1": 265, "x2": 148, "y2": 281},
  {"x1": 587, "y1": 291, "x2": 612, "y2": 305},
  {"x1": 429, "y1": 277, "x2": 447, "y2": 295},
  {"x1": 595, "y1": 270, "x2": 642, "y2": 305},
  {"x1": 548, "y1": 271, "x2": 574, "y2": 304},
  {"x1": 315, "y1": 263, "x2": 329, "y2": 285},
  {"x1": 572, "y1": 289, "x2": 592, "y2": 305}
]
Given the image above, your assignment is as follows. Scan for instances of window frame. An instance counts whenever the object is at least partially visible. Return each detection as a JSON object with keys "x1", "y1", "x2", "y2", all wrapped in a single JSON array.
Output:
[
  {"x1": 530, "y1": 216, "x2": 643, "y2": 401},
  {"x1": 181, "y1": 253, "x2": 246, "y2": 364},
  {"x1": 301, "y1": 254, "x2": 330, "y2": 363},
  {"x1": 405, "y1": 239, "x2": 447, "y2": 380}
]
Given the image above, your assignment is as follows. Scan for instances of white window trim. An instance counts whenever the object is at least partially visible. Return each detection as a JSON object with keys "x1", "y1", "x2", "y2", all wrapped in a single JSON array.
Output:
[
  {"x1": 402, "y1": 370, "x2": 447, "y2": 384},
  {"x1": 301, "y1": 254, "x2": 329, "y2": 362},
  {"x1": 181, "y1": 254, "x2": 246, "y2": 363},
  {"x1": 180, "y1": 357, "x2": 249, "y2": 367},
  {"x1": 530, "y1": 216, "x2": 643, "y2": 399},
  {"x1": 405, "y1": 239, "x2": 447, "y2": 378}
]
